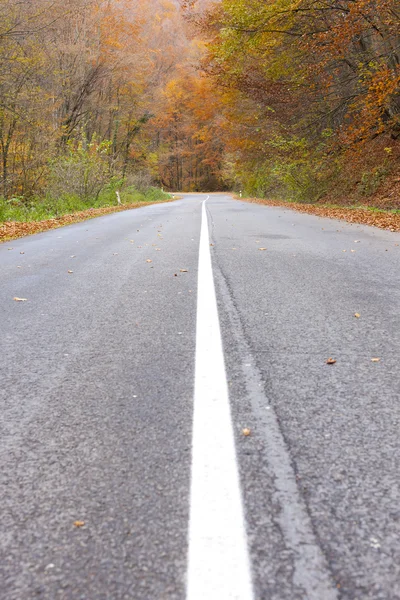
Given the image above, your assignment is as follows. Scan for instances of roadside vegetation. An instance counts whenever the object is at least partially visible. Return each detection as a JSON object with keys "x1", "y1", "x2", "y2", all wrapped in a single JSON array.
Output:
[
  {"x1": 0, "y1": 186, "x2": 170, "y2": 224},
  {"x1": 1, "y1": 0, "x2": 400, "y2": 231}
]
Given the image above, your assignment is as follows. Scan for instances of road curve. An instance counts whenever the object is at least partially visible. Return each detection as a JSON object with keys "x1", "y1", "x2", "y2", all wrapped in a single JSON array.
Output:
[{"x1": 1, "y1": 194, "x2": 399, "y2": 600}]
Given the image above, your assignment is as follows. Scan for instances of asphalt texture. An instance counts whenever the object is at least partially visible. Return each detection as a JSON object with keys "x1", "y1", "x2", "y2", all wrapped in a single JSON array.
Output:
[{"x1": 1, "y1": 194, "x2": 399, "y2": 599}]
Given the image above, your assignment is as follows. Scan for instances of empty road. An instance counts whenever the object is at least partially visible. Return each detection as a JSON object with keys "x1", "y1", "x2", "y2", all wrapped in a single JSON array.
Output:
[{"x1": 1, "y1": 194, "x2": 399, "y2": 600}]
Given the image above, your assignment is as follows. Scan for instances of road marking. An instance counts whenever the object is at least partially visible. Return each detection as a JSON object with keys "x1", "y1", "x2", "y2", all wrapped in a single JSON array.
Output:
[{"x1": 187, "y1": 197, "x2": 254, "y2": 600}]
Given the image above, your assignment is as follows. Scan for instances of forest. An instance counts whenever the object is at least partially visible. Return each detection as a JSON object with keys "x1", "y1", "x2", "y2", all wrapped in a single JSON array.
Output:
[{"x1": 1, "y1": 0, "x2": 400, "y2": 223}]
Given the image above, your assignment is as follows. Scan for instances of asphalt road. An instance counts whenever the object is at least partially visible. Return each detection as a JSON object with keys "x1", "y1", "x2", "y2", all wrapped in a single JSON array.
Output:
[{"x1": 1, "y1": 194, "x2": 399, "y2": 600}]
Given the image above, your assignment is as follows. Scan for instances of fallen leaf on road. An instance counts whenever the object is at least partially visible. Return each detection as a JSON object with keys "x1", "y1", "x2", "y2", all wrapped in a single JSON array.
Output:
[
  {"x1": 113, "y1": 253, "x2": 118, "y2": 256},
  {"x1": 259, "y1": 248, "x2": 267, "y2": 251},
  {"x1": 146, "y1": 259, "x2": 152, "y2": 263},
  {"x1": 242, "y1": 428, "x2": 251, "y2": 437},
  {"x1": 210, "y1": 243, "x2": 214, "y2": 247},
  {"x1": 8, "y1": 247, "x2": 13, "y2": 250},
  {"x1": 371, "y1": 358, "x2": 381, "y2": 362},
  {"x1": 70, "y1": 255, "x2": 76, "y2": 258},
  {"x1": 20, "y1": 251, "x2": 25, "y2": 255},
  {"x1": 354, "y1": 240, "x2": 361, "y2": 243},
  {"x1": 73, "y1": 521, "x2": 85, "y2": 528},
  {"x1": 68, "y1": 270, "x2": 73, "y2": 274},
  {"x1": 180, "y1": 269, "x2": 188, "y2": 273},
  {"x1": 326, "y1": 358, "x2": 337, "y2": 365},
  {"x1": 13, "y1": 297, "x2": 27, "y2": 302},
  {"x1": 354, "y1": 313, "x2": 361, "y2": 318}
]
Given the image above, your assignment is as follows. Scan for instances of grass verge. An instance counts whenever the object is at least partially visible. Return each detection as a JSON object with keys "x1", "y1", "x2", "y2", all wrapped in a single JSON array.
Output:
[{"x1": 1, "y1": 195, "x2": 172, "y2": 243}]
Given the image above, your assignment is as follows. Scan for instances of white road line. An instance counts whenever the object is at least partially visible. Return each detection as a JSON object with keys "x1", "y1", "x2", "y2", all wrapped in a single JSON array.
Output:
[{"x1": 187, "y1": 198, "x2": 254, "y2": 600}]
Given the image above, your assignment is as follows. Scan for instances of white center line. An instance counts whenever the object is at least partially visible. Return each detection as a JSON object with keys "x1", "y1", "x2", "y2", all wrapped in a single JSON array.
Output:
[{"x1": 187, "y1": 197, "x2": 254, "y2": 600}]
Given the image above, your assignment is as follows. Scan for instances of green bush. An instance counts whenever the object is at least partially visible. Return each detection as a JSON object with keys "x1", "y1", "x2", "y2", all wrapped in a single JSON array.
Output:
[{"x1": 0, "y1": 186, "x2": 170, "y2": 223}]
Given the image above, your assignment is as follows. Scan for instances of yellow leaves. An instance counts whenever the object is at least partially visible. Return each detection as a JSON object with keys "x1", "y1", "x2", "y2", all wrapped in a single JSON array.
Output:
[
  {"x1": 13, "y1": 297, "x2": 27, "y2": 302},
  {"x1": 371, "y1": 358, "x2": 381, "y2": 363},
  {"x1": 354, "y1": 313, "x2": 361, "y2": 318},
  {"x1": 73, "y1": 521, "x2": 85, "y2": 528},
  {"x1": 242, "y1": 428, "x2": 251, "y2": 437},
  {"x1": 258, "y1": 247, "x2": 267, "y2": 251}
]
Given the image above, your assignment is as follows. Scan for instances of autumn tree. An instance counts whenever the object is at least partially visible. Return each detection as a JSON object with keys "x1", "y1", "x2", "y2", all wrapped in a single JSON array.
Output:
[{"x1": 195, "y1": 0, "x2": 400, "y2": 201}]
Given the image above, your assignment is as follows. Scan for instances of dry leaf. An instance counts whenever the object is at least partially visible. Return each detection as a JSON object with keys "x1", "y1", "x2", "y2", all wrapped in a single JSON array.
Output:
[
  {"x1": 354, "y1": 313, "x2": 361, "y2": 318},
  {"x1": 242, "y1": 428, "x2": 251, "y2": 437},
  {"x1": 13, "y1": 297, "x2": 27, "y2": 302},
  {"x1": 20, "y1": 251, "x2": 25, "y2": 255},
  {"x1": 180, "y1": 269, "x2": 188, "y2": 273},
  {"x1": 113, "y1": 253, "x2": 118, "y2": 256},
  {"x1": 210, "y1": 243, "x2": 214, "y2": 247},
  {"x1": 74, "y1": 521, "x2": 85, "y2": 528},
  {"x1": 146, "y1": 259, "x2": 152, "y2": 263},
  {"x1": 258, "y1": 248, "x2": 267, "y2": 251},
  {"x1": 68, "y1": 270, "x2": 73, "y2": 274},
  {"x1": 371, "y1": 358, "x2": 381, "y2": 362},
  {"x1": 326, "y1": 358, "x2": 337, "y2": 365}
]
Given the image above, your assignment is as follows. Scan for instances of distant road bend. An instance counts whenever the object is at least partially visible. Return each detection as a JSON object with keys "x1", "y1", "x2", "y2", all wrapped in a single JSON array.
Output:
[{"x1": 1, "y1": 193, "x2": 399, "y2": 600}]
